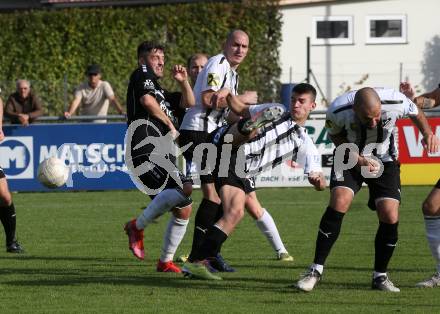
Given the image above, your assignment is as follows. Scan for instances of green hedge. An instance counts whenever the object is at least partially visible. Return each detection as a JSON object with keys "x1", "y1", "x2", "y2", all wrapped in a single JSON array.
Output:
[{"x1": 0, "y1": 2, "x2": 282, "y2": 116}]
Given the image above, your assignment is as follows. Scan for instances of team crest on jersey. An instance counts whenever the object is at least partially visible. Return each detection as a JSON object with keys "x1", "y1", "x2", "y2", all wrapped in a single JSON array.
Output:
[
  {"x1": 350, "y1": 123, "x2": 358, "y2": 130},
  {"x1": 143, "y1": 79, "x2": 154, "y2": 89},
  {"x1": 207, "y1": 73, "x2": 220, "y2": 86}
]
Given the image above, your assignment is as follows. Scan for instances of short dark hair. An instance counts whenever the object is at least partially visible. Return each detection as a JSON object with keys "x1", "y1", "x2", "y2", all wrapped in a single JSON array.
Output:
[
  {"x1": 292, "y1": 83, "x2": 317, "y2": 101},
  {"x1": 137, "y1": 41, "x2": 165, "y2": 59}
]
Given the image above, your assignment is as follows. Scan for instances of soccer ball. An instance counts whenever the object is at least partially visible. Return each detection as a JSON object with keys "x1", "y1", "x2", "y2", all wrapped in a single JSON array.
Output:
[{"x1": 37, "y1": 157, "x2": 68, "y2": 189}]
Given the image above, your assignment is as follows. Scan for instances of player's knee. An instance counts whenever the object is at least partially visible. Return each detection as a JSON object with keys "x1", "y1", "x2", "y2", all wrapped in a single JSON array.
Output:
[
  {"x1": 227, "y1": 206, "x2": 245, "y2": 224},
  {"x1": 0, "y1": 191, "x2": 12, "y2": 207},
  {"x1": 173, "y1": 204, "x2": 192, "y2": 220},
  {"x1": 422, "y1": 198, "x2": 437, "y2": 216},
  {"x1": 182, "y1": 182, "x2": 193, "y2": 197}
]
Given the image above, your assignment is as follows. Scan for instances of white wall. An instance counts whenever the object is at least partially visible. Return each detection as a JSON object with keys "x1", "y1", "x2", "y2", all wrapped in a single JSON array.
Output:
[{"x1": 280, "y1": 0, "x2": 440, "y2": 108}]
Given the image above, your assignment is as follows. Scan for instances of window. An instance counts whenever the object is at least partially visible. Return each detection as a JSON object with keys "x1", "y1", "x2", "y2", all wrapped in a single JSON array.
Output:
[
  {"x1": 312, "y1": 16, "x2": 353, "y2": 45},
  {"x1": 366, "y1": 15, "x2": 407, "y2": 44}
]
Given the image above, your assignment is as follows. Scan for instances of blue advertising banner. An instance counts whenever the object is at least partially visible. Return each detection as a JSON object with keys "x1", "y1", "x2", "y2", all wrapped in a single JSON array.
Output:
[{"x1": 0, "y1": 123, "x2": 136, "y2": 191}]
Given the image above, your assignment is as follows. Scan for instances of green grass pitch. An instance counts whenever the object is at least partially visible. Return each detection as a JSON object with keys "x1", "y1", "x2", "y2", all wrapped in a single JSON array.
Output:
[{"x1": 0, "y1": 186, "x2": 439, "y2": 313}]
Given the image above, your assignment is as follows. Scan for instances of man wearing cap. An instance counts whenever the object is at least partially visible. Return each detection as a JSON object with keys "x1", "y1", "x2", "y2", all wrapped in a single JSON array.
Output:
[{"x1": 64, "y1": 64, "x2": 125, "y2": 123}]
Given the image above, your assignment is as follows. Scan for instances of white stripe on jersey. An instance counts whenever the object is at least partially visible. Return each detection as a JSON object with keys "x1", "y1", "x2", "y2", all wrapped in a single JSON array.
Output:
[
  {"x1": 326, "y1": 87, "x2": 418, "y2": 162},
  {"x1": 241, "y1": 114, "x2": 307, "y2": 176},
  {"x1": 180, "y1": 53, "x2": 238, "y2": 133}
]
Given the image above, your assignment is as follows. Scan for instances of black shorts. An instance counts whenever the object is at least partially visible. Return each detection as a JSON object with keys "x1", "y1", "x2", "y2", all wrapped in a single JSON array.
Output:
[
  {"x1": 128, "y1": 123, "x2": 191, "y2": 200},
  {"x1": 179, "y1": 130, "x2": 215, "y2": 184},
  {"x1": 211, "y1": 125, "x2": 256, "y2": 194},
  {"x1": 0, "y1": 167, "x2": 5, "y2": 179},
  {"x1": 330, "y1": 161, "x2": 401, "y2": 211},
  {"x1": 215, "y1": 173, "x2": 256, "y2": 194},
  {"x1": 435, "y1": 178, "x2": 440, "y2": 189}
]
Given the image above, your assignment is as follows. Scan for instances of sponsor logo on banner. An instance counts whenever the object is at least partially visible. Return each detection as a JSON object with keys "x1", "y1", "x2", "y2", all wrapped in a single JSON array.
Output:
[
  {"x1": 0, "y1": 137, "x2": 33, "y2": 179},
  {"x1": 397, "y1": 117, "x2": 440, "y2": 163}
]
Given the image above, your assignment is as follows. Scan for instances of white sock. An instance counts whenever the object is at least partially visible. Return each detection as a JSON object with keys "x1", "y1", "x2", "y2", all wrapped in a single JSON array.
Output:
[
  {"x1": 160, "y1": 217, "x2": 189, "y2": 262},
  {"x1": 424, "y1": 216, "x2": 440, "y2": 274},
  {"x1": 136, "y1": 189, "x2": 188, "y2": 230},
  {"x1": 255, "y1": 208, "x2": 287, "y2": 254},
  {"x1": 373, "y1": 271, "x2": 387, "y2": 279},
  {"x1": 311, "y1": 263, "x2": 324, "y2": 275}
]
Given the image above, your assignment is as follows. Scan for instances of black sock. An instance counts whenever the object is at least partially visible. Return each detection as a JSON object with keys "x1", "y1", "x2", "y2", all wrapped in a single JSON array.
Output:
[
  {"x1": 374, "y1": 221, "x2": 398, "y2": 273},
  {"x1": 313, "y1": 206, "x2": 345, "y2": 265},
  {"x1": 195, "y1": 225, "x2": 228, "y2": 261},
  {"x1": 0, "y1": 203, "x2": 16, "y2": 246},
  {"x1": 188, "y1": 199, "x2": 221, "y2": 261}
]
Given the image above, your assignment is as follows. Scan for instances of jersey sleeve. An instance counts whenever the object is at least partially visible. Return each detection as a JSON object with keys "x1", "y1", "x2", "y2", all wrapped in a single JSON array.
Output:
[
  {"x1": 325, "y1": 108, "x2": 344, "y2": 135},
  {"x1": 198, "y1": 59, "x2": 228, "y2": 93},
  {"x1": 297, "y1": 136, "x2": 322, "y2": 175},
  {"x1": 134, "y1": 70, "x2": 156, "y2": 99},
  {"x1": 401, "y1": 94, "x2": 419, "y2": 117}
]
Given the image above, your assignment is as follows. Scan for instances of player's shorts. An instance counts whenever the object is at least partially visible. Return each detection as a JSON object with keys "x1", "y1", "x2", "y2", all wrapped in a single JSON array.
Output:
[
  {"x1": 210, "y1": 125, "x2": 256, "y2": 194},
  {"x1": 179, "y1": 130, "x2": 215, "y2": 184},
  {"x1": 0, "y1": 167, "x2": 5, "y2": 179},
  {"x1": 330, "y1": 161, "x2": 401, "y2": 211},
  {"x1": 127, "y1": 123, "x2": 192, "y2": 202},
  {"x1": 435, "y1": 178, "x2": 440, "y2": 189}
]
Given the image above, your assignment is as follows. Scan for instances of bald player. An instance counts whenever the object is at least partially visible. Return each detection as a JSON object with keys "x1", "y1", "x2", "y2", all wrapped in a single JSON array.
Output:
[{"x1": 295, "y1": 87, "x2": 439, "y2": 292}]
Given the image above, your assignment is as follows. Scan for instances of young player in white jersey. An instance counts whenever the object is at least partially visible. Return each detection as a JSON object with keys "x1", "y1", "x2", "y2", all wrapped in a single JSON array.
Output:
[
  {"x1": 183, "y1": 84, "x2": 326, "y2": 280},
  {"x1": 295, "y1": 87, "x2": 440, "y2": 292}
]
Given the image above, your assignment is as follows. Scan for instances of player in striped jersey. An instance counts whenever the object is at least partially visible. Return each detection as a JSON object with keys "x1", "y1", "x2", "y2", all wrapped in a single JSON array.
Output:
[
  {"x1": 178, "y1": 50, "x2": 294, "y2": 267},
  {"x1": 400, "y1": 82, "x2": 440, "y2": 287},
  {"x1": 0, "y1": 94, "x2": 24, "y2": 253},
  {"x1": 295, "y1": 87, "x2": 439, "y2": 292},
  {"x1": 183, "y1": 84, "x2": 326, "y2": 280},
  {"x1": 180, "y1": 30, "x2": 259, "y2": 270}
]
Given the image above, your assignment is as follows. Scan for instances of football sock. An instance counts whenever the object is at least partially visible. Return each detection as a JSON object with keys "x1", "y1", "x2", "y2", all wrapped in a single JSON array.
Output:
[
  {"x1": 160, "y1": 217, "x2": 189, "y2": 262},
  {"x1": 188, "y1": 199, "x2": 221, "y2": 261},
  {"x1": 136, "y1": 189, "x2": 188, "y2": 230},
  {"x1": 373, "y1": 271, "x2": 387, "y2": 279},
  {"x1": 313, "y1": 206, "x2": 345, "y2": 265},
  {"x1": 255, "y1": 208, "x2": 287, "y2": 254},
  {"x1": 374, "y1": 221, "x2": 398, "y2": 273},
  {"x1": 424, "y1": 216, "x2": 440, "y2": 273},
  {"x1": 310, "y1": 263, "x2": 324, "y2": 275},
  {"x1": 195, "y1": 224, "x2": 228, "y2": 261},
  {"x1": 0, "y1": 203, "x2": 16, "y2": 246}
]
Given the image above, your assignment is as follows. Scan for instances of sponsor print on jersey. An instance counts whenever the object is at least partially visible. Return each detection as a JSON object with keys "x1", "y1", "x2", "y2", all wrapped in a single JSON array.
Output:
[
  {"x1": 207, "y1": 73, "x2": 220, "y2": 86},
  {"x1": 0, "y1": 136, "x2": 34, "y2": 179}
]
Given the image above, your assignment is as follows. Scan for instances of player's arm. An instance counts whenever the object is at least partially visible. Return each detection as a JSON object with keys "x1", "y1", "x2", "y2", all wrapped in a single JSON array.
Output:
[
  {"x1": 308, "y1": 171, "x2": 326, "y2": 191},
  {"x1": 172, "y1": 65, "x2": 195, "y2": 109},
  {"x1": 140, "y1": 94, "x2": 176, "y2": 133},
  {"x1": 236, "y1": 90, "x2": 258, "y2": 105},
  {"x1": 409, "y1": 108, "x2": 439, "y2": 154}
]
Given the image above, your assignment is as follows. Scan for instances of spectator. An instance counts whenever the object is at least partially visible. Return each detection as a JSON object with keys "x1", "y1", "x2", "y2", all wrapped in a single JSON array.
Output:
[
  {"x1": 4, "y1": 80, "x2": 43, "y2": 126},
  {"x1": 64, "y1": 64, "x2": 124, "y2": 123}
]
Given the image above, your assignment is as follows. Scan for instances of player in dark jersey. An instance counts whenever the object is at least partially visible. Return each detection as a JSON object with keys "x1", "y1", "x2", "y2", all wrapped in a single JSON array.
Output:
[
  {"x1": 0, "y1": 94, "x2": 24, "y2": 253},
  {"x1": 123, "y1": 41, "x2": 195, "y2": 273}
]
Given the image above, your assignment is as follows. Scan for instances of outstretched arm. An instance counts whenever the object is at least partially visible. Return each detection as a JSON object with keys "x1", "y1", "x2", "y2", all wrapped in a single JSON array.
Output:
[
  {"x1": 409, "y1": 109, "x2": 440, "y2": 154},
  {"x1": 172, "y1": 65, "x2": 195, "y2": 108}
]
